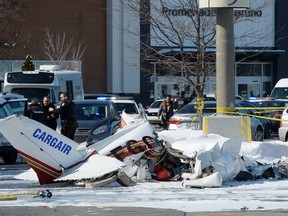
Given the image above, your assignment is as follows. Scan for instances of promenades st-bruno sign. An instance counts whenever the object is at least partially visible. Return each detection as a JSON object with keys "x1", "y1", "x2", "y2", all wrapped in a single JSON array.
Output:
[{"x1": 150, "y1": 0, "x2": 273, "y2": 48}]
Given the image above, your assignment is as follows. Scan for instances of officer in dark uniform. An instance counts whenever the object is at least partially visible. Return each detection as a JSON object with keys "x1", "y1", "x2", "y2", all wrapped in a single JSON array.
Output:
[
  {"x1": 41, "y1": 96, "x2": 58, "y2": 130},
  {"x1": 27, "y1": 97, "x2": 46, "y2": 124},
  {"x1": 54, "y1": 92, "x2": 78, "y2": 140}
]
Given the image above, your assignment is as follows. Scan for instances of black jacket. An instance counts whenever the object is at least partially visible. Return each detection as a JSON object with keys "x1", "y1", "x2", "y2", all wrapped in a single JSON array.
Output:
[
  {"x1": 54, "y1": 99, "x2": 77, "y2": 122},
  {"x1": 27, "y1": 103, "x2": 46, "y2": 124},
  {"x1": 41, "y1": 102, "x2": 58, "y2": 130}
]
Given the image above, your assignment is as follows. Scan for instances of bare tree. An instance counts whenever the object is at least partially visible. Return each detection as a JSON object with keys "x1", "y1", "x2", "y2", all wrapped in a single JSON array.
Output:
[
  {"x1": 42, "y1": 28, "x2": 87, "y2": 70},
  {"x1": 0, "y1": 0, "x2": 26, "y2": 58},
  {"x1": 122, "y1": 0, "x2": 275, "y2": 98},
  {"x1": 121, "y1": 0, "x2": 275, "y2": 128}
]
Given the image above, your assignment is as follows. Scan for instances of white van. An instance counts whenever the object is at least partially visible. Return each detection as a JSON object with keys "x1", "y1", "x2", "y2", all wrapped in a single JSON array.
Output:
[
  {"x1": 3, "y1": 65, "x2": 84, "y2": 105},
  {"x1": 270, "y1": 78, "x2": 288, "y2": 100}
]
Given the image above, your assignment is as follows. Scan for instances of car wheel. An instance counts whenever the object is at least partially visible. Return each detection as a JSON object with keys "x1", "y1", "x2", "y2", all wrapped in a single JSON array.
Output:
[
  {"x1": 253, "y1": 127, "x2": 264, "y2": 141},
  {"x1": 2, "y1": 152, "x2": 17, "y2": 164}
]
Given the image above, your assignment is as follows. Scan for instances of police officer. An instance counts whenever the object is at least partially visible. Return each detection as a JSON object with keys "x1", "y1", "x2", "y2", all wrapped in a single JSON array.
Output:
[
  {"x1": 54, "y1": 92, "x2": 78, "y2": 140},
  {"x1": 27, "y1": 97, "x2": 46, "y2": 124},
  {"x1": 41, "y1": 96, "x2": 58, "y2": 130}
]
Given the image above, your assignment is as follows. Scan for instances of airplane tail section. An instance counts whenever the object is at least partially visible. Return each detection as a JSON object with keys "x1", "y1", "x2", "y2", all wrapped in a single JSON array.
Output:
[
  {"x1": 119, "y1": 103, "x2": 148, "y2": 129},
  {"x1": 0, "y1": 115, "x2": 95, "y2": 184},
  {"x1": 119, "y1": 111, "x2": 135, "y2": 129}
]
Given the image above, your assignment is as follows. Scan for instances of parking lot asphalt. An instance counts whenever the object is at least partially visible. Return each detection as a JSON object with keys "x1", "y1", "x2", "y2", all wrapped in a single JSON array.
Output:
[{"x1": 0, "y1": 207, "x2": 287, "y2": 216}]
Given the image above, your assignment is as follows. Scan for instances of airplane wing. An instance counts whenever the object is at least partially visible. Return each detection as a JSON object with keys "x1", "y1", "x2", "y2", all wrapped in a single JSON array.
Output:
[
  {"x1": 15, "y1": 153, "x2": 126, "y2": 184},
  {"x1": 56, "y1": 153, "x2": 125, "y2": 181}
]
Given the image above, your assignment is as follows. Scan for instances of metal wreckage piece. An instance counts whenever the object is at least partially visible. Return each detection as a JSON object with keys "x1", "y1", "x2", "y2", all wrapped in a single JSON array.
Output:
[
  {"x1": 277, "y1": 160, "x2": 288, "y2": 178},
  {"x1": 82, "y1": 134, "x2": 288, "y2": 187},
  {"x1": 120, "y1": 134, "x2": 288, "y2": 188},
  {"x1": 80, "y1": 134, "x2": 193, "y2": 187}
]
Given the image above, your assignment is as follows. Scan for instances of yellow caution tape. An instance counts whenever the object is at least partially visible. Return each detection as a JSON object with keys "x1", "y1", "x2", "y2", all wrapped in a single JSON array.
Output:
[
  {"x1": 1, "y1": 191, "x2": 40, "y2": 196},
  {"x1": 189, "y1": 96, "x2": 287, "y2": 124},
  {"x1": 240, "y1": 116, "x2": 252, "y2": 143},
  {"x1": 0, "y1": 195, "x2": 17, "y2": 201},
  {"x1": 0, "y1": 190, "x2": 41, "y2": 201},
  {"x1": 241, "y1": 117, "x2": 246, "y2": 137},
  {"x1": 196, "y1": 106, "x2": 287, "y2": 122},
  {"x1": 194, "y1": 97, "x2": 204, "y2": 111},
  {"x1": 216, "y1": 107, "x2": 236, "y2": 114}
]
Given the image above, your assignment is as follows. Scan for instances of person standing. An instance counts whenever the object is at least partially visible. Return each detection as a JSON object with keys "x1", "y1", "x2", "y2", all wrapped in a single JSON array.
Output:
[
  {"x1": 174, "y1": 91, "x2": 189, "y2": 112},
  {"x1": 41, "y1": 96, "x2": 58, "y2": 130},
  {"x1": 27, "y1": 97, "x2": 46, "y2": 124},
  {"x1": 157, "y1": 95, "x2": 174, "y2": 130},
  {"x1": 54, "y1": 92, "x2": 78, "y2": 140}
]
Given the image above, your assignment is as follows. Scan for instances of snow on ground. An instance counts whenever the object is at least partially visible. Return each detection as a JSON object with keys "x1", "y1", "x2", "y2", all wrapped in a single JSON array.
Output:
[{"x1": 0, "y1": 129, "x2": 288, "y2": 213}]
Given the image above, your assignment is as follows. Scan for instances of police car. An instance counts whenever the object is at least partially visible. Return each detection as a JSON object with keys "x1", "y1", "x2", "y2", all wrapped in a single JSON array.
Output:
[{"x1": 74, "y1": 99, "x2": 121, "y2": 143}]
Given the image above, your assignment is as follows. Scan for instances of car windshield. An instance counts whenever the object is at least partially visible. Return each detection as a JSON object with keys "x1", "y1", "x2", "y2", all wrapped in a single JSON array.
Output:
[
  {"x1": 178, "y1": 103, "x2": 216, "y2": 114},
  {"x1": 76, "y1": 104, "x2": 107, "y2": 120},
  {"x1": 270, "y1": 88, "x2": 288, "y2": 99},
  {"x1": 150, "y1": 100, "x2": 162, "y2": 108},
  {"x1": 114, "y1": 103, "x2": 139, "y2": 114}
]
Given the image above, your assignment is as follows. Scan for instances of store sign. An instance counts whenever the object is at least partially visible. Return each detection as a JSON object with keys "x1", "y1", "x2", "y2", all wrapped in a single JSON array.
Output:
[
  {"x1": 150, "y1": 0, "x2": 274, "y2": 48},
  {"x1": 199, "y1": 0, "x2": 250, "y2": 8},
  {"x1": 162, "y1": 7, "x2": 262, "y2": 18}
]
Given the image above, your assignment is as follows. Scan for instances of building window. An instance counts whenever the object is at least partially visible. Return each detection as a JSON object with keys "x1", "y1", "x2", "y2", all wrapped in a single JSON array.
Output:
[
  {"x1": 236, "y1": 64, "x2": 262, "y2": 76},
  {"x1": 263, "y1": 64, "x2": 272, "y2": 76}
]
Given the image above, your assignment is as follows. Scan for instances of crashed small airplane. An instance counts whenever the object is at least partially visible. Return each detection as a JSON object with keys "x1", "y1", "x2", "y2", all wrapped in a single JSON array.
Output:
[{"x1": 0, "y1": 114, "x2": 160, "y2": 187}]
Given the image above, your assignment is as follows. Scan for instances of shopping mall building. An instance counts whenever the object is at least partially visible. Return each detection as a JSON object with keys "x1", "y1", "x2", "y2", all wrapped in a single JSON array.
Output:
[{"x1": 0, "y1": 0, "x2": 287, "y2": 106}]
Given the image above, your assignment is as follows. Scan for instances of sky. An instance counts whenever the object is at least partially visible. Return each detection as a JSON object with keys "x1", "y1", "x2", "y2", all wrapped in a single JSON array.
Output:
[{"x1": 0, "y1": 129, "x2": 288, "y2": 213}]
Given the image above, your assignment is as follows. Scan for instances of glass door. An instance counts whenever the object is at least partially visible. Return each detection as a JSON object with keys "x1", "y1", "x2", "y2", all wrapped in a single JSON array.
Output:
[{"x1": 237, "y1": 83, "x2": 261, "y2": 100}]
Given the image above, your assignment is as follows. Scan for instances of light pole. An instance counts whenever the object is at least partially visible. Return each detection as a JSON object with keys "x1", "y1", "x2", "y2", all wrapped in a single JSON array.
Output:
[
  {"x1": 199, "y1": 0, "x2": 251, "y2": 141},
  {"x1": 216, "y1": 8, "x2": 235, "y2": 114},
  {"x1": 199, "y1": 0, "x2": 250, "y2": 113}
]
